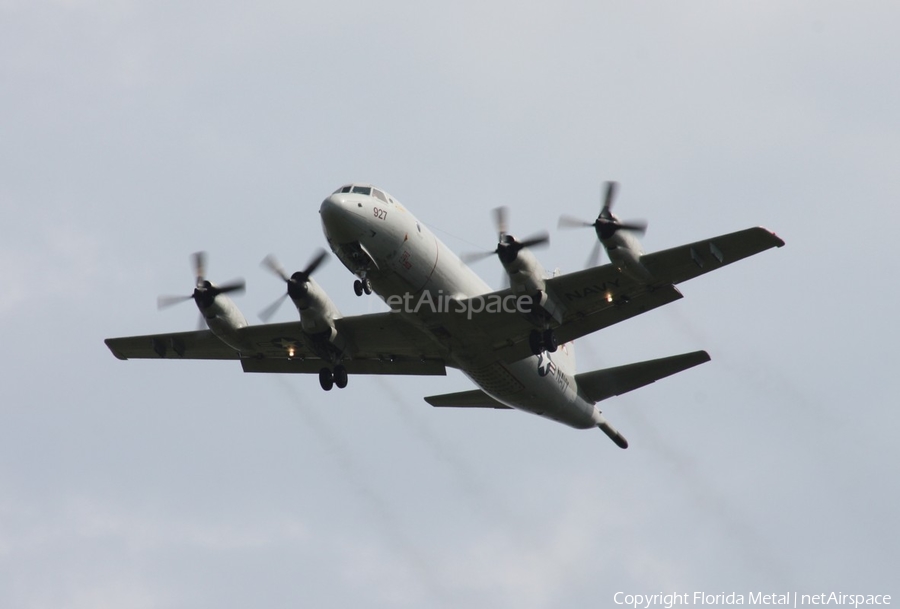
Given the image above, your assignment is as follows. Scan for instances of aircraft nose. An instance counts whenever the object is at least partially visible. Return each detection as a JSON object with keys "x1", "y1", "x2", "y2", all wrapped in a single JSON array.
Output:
[
  {"x1": 319, "y1": 193, "x2": 346, "y2": 221},
  {"x1": 320, "y1": 194, "x2": 364, "y2": 243}
]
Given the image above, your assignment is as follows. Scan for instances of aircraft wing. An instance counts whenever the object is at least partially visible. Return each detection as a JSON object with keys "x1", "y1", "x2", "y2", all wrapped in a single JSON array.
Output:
[
  {"x1": 484, "y1": 282, "x2": 684, "y2": 364},
  {"x1": 450, "y1": 226, "x2": 782, "y2": 364},
  {"x1": 105, "y1": 312, "x2": 448, "y2": 376},
  {"x1": 640, "y1": 226, "x2": 784, "y2": 286},
  {"x1": 241, "y1": 313, "x2": 446, "y2": 375},
  {"x1": 440, "y1": 272, "x2": 680, "y2": 364},
  {"x1": 105, "y1": 329, "x2": 241, "y2": 361}
]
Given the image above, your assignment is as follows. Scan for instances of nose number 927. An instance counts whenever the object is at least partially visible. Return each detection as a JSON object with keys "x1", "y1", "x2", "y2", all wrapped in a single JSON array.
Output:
[{"x1": 373, "y1": 207, "x2": 387, "y2": 220}]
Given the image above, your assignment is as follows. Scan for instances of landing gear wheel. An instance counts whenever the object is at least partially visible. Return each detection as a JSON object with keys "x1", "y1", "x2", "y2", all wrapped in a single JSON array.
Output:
[
  {"x1": 318, "y1": 367, "x2": 334, "y2": 391},
  {"x1": 333, "y1": 365, "x2": 348, "y2": 389},
  {"x1": 362, "y1": 278, "x2": 372, "y2": 295},
  {"x1": 529, "y1": 330, "x2": 543, "y2": 356},
  {"x1": 353, "y1": 280, "x2": 364, "y2": 297},
  {"x1": 542, "y1": 329, "x2": 558, "y2": 353}
]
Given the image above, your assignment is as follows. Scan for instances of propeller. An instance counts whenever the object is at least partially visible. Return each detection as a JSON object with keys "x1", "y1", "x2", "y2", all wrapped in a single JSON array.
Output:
[
  {"x1": 462, "y1": 206, "x2": 549, "y2": 265},
  {"x1": 558, "y1": 181, "x2": 647, "y2": 266},
  {"x1": 157, "y1": 251, "x2": 246, "y2": 312},
  {"x1": 258, "y1": 249, "x2": 329, "y2": 322}
]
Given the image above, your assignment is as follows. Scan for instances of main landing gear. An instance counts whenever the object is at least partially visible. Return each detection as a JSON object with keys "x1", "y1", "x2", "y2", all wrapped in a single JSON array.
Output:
[
  {"x1": 319, "y1": 365, "x2": 348, "y2": 391},
  {"x1": 528, "y1": 329, "x2": 558, "y2": 356},
  {"x1": 353, "y1": 278, "x2": 372, "y2": 296}
]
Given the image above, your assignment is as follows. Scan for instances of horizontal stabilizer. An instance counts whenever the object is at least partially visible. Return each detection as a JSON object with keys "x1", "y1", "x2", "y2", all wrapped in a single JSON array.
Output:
[
  {"x1": 575, "y1": 350, "x2": 710, "y2": 403},
  {"x1": 424, "y1": 389, "x2": 512, "y2": 409}
]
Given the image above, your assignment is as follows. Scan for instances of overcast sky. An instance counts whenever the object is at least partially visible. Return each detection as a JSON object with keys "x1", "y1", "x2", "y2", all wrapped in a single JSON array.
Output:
[{"x1": 2, "y1": 1, "x2": 898, "y2": 608}]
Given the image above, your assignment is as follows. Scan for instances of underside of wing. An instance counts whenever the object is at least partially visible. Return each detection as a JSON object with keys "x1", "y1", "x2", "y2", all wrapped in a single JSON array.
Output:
[
  {"x1": 242, "y1": 357, "x2": 446, "y2": 376},
  {"x1": 235, "y1": 313, "x2": 444, "y2": 361},
  {"x1": 335, "y1": 312, "x2": 444, "y2": 360},
  {"x1": 640, "y1": 226, "x2": 784, "y2": 286},
  {"x1": 106, "y1": 311, "x2": 448, "y2": 376},
  {"x1": 104, "y1": 330, "x2": 240, "y2": 361},
  {"x1": 437, "y1": 226, "x2": 783, "y2": 365},
  {"x1": 443, "y1": 266, "x2": 682, "y2": 364}
]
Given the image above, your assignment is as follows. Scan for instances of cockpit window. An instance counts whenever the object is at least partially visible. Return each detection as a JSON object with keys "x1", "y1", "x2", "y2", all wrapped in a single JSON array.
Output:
[
  {"x1": 351, "y1": 186, "x2": 372, "y2": 195},
  {"x1": 373, "y1": 189, "x2": 388, "y2": 203},
  {"x1": 340, "y1": 185, "x2": 352, "y2": 193}
]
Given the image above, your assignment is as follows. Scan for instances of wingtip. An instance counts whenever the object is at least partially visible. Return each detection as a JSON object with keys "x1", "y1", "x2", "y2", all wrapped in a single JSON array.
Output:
[
  {"x1": 104, "y1": 338, "x2": 128, "y2": 360},
  {"x1": 757, "y1": 226, "x2": 786, "y2": 248}
]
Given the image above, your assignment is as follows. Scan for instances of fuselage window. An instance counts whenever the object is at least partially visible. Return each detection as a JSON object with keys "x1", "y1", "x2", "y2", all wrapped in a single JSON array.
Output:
[
  {"x1": 352, "y1": 186, "x2": 372, "y2": 195},
  {"x1": 373, "y1": 189, "x2": 388, "y2": 203}
]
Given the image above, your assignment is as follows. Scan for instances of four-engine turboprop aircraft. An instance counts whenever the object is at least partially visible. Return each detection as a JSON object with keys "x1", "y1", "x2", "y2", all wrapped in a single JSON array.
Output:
[{"x1": 105, "y1": 183, "x2": 784, "y2": 448}]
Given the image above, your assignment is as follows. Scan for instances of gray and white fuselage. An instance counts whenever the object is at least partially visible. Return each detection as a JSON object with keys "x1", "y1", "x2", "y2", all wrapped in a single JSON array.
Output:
[{"x1": 319, "y1": 185, "x2": 611, "y2": 431}]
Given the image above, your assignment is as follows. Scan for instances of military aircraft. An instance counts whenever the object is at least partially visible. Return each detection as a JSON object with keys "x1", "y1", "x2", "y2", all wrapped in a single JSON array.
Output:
[{"x1": 105, "y1": 182, "x2": 784, "y2": 448}]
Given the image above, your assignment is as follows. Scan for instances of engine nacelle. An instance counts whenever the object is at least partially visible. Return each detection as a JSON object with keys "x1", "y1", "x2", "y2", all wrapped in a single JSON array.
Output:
[
  {"x1": 196, "y1": 294, "x2": 252, "y2": 354},
  {"x1": 603, "y1": 230, "x2": 654, "y2": 284},
  {"x1": 290, "y1": 278, "x2": 342, "y2": 335},
  {"x1": 503, "y1": 248, "x2": 547, "y2": 295}
]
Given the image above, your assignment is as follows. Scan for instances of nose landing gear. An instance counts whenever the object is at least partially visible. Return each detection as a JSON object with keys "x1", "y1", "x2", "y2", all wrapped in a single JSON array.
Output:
[{"x1": 353, "y1": 278, "x2": 372, "y2": 296}]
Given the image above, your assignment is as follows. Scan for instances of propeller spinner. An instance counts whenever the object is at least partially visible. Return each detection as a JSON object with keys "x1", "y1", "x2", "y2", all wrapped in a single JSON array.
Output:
[
  {"x1": 157, "y1": 251, "x2": 246, "y2": 312},
  {"x1": 258, "y1": 249, "x2": 329, "y2": 322},
  {"x1": 463, "y1": 206, "x2": 550, "y2": 265},
  {"x1": 558, "y1": 181, "x2": 647, "y2": 267}
]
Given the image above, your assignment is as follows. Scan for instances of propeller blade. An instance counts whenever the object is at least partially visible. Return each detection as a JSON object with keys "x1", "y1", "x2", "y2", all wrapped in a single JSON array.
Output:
[
  {"x1": 517, "y1": 231, "x2": 550, "y2": 250},
  {"x1": 157, "y1": 294, "x2": 193, "y2": 310},
  {"x1": 192, "y1": 251, "x2": 207, "y2": 287},
  {"x1": 585, "y1": 240, "x2": 602, "y2": 269},
  {"x1": 214, "y1": 279, "x2": 246, "y2": 295},
  {"x1": 558, "y1": 215, "x2": 593, "y2": 229},
  {"x1": 493, "y1": 206, "x2": 508, "y2": 241},
  {"x1": 261, "y1": 254, "x2": 290, "y2": 282},
  {"x1": 602, "y1": 181, "x2": 618, "y2": 215},
  {"x1": 617, "y1": 220, "x2": 648, "y2": 235},
  {"x1": 301, "y1": 248, "x2": 328, "y2": 280},
  {"x1": 259, "y1": 293, "x2": 289, "y2": 323},
  {"x1": 461, "y1": 250, "x2": 497, "y2": 264}
]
